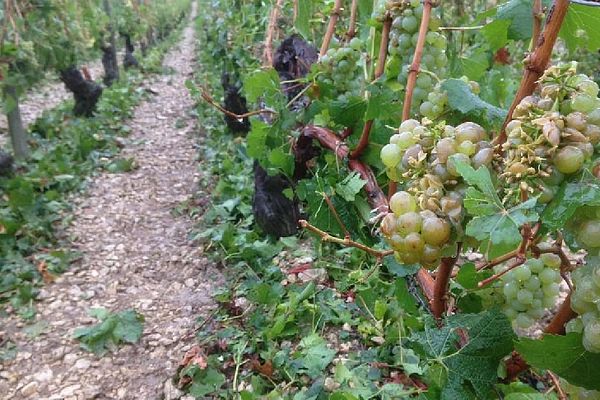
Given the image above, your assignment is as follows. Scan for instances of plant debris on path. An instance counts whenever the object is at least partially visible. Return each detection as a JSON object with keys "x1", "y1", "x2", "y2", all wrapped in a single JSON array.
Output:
[{"x1": 0, "y1": 4, "x2": 221, "y2": 399}]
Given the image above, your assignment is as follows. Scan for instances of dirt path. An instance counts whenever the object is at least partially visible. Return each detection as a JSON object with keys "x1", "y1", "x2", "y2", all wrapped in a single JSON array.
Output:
[{"x1": 0, "y1": 4, "x2": 220, "y2": 399}]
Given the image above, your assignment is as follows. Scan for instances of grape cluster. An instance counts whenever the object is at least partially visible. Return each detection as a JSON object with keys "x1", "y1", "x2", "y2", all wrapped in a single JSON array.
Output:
[
  {"x1": 567, "y1": 263, "x2": 600, "y2": 353},
  {"x1": 379, "y1": 120, "x2": 492, "y2": 266},
  {"x1": 385, "y1": 0, "x2": 447, "y2": 114},
  {"x1": 420, "y1": 77, "x2": 480, "y2": 121},
  {"x1": 502, "y1": 63, "x2": 600, "y2": 203},
  {"x1": 316, "y1": 38, "x2": 364, "y2": 102},
  {"x1": 494, "y1": 255, "x2": 562, "y2": 330},
  {"x1": 381, "y1": 191, "x2": 451, "y2": 268}
]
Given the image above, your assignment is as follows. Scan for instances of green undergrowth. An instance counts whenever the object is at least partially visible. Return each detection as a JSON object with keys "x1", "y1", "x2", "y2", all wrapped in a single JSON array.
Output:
[{"x1": 0, "y1": 13, "x2": 191, "y2": 318}]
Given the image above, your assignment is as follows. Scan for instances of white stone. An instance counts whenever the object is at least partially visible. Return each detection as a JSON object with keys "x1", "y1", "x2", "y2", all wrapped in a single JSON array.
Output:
[{"x1": 20, "y1": 381, "x2": 39, "y2": 397}]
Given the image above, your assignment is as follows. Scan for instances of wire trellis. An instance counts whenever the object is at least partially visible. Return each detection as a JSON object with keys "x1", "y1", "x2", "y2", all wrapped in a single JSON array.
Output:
[{"x1": 570, "y1": 0, "x2": 600, "y2": 7}]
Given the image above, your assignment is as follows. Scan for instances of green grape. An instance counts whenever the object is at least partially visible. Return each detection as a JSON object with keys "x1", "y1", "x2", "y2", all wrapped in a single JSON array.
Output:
[
  {"x1": 380, "y1": 144, "x2": 402, "y2": 168},
  {"x1": 525, "y1": 276, "x2": 541, "y2": 291},
  {"x1": 542, "y1": 282, "x2": 560, "y2": 297},
  {"x1": 390, "y1": 191, "x2": 417, "y2": 216},
  {"x1": 515, "y1": 313, "x2": 533, "y2": 328},
  {"x1": 421, "y1": 217, "x2": 450, "y2": 246},
  {"x1": 404, "y1": 232, "x2": 425, "y2": 253},
  {"x1": 455, "y1": 122, "x2": 485, "y2": 143},
  {"x1": 435, "y1": 138, "x2": 457, "y2": 163},
  {"x1": 503, "y1": 281, "x2": 519, "y2": 299},
  {"x1": 553, "y1": 145, "x2": 585, "y2": 174},
  {"x1": 400, "y1": 119, "x2": 420, "y2": 132},
  {"x1": 584, "y1": 321, "x2": 600, "y2": 352},
  {"x1": 539, "y1": 268, "x2": 558, "y2": 284},
  {"x1": 397, "y1": 211, "x2": 423, "y2": 235},
  {"x1": 401, "y1": 15, "x2": 419, "y2": 33},
  {"x1": 446, "y1": 153, "x2": 471, "y2": 176},
  {"x1": 527, "y1": 258, "x2": 545, "y2": 273},
  {"x1": 579, "y1": 220, "x2": 600, "y2": 248},
  {"x1": 572, "y1": 93, "x2": 598, "y2": 113},
  {"x1": 517, "y1": 289, "x2": 534, "y2": 304},
  {"x1": 457, "y1": 140, "x2": 476, "y2": 156}
]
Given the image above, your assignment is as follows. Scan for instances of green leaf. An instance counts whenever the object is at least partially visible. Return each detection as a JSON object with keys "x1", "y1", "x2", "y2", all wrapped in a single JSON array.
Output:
[
  {"x1": 189, "y1": 368, "x2": 226, "y2": 397},
  {"x1": 541, "y1": 173, "x2": 600, "y2": 231},
  {"x1": 243, "y1": 69, "x2": 281, "y2": 104},
  {"x1": 335, "y1": 172, "x2": 366, "y2": 202},
  {"x1": 441, "y1": 79, "x2": 508, "y2": 130},
  {"x1": 560, "y1": 4, "x2": 600, "y2": 52},
  {"x1": 455, "y1": 263, "x2": 489, "y2": 290},
  {"x1": 459, "y1": 50, "x2": 489, "y2": 81},
  {"x1": 384, "y1": 256, "x2": 420, "y2": 277},
  {"x1": 364, "y1": 83, "x2": 402, "y2": 121},
  {"x1": 481, "y1": 19, "x2": 511, "y2": 51},
  {"x1": 454, "y1": 159, "x2": 539, "y2": 258},
  {"x1": 268, "y1": 148, "x2": 294, "y2": 177},
  {"x1": 295, "y1": 334, "x2": 337, "y2": 378},
  {"x1": 515, "y1": 333, "x2": 600, "y2": 391},
  {"x1": 495, "y1": 0, "x2": 551, "y2": 41},
  {"x1": 505, "y1": 394, "x2": 547, "y2": 400},
  {"x1": 295, "y1": 0, "x2": 313, "y2": 39},
  {"x1": 247, "y1": 119, "x2": 269, "y2": 159},
  {"x1": 412, "y1": 310, "x2": 515, "y2": 400},
  {"x1": 74, "y1": 309, "x2": 144, "y2": 355},
  {"x1": 329, "y1": 96, "x2": 367, "y2": 127}
]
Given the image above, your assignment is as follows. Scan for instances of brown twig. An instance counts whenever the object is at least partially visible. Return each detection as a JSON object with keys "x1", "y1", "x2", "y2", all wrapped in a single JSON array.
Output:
[
  {"x1": 346, "y1": 0, "x2": 358, "y2": 39},
  {"x1": 474, "y1": 249, "x2": 519, "y2": 272},
  {"x1": 477, "y1": 256, "x2": 527, "y2": 288},
  {"x1": 349, "y1": 16, "x2": 392, "y2": 160},
  {"x1": 547, "y1": 371, "x2": 568, "y2": 400},
  {"x1": 264, "y1": 0, "x2": 284, "y2": 66},
  {"x1": 402, "y1": 0, "x2": 434, "y2": 121},
  {"x1": 300, "y1": 219, "x2": 393, "y2": 258},
  {"x1": 322, "y1": 192, "x2": 350, "y2": 238},
  {"x1": 200, "y1": 88, "x2": 277, "y2": 119},
  {"x1": 498, "y1": 0, "x2": 570, "y2": 145},
  {"x1": 320, "y1": 0, "x2": 344, "y2": 57}
]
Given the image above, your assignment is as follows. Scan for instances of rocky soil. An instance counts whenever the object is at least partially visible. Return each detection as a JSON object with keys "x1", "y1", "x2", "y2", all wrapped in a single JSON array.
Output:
[{"x1": 0, "y1": 4, "x2": 220, "y2": 399}]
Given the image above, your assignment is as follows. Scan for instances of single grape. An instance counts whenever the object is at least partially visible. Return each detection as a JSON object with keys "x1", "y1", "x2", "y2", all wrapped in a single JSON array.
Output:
[
  {"x1": 404, "y1": 232, "x2": 425, "y2": 253},
  {"x1": 579, "y1": 220, "x2": 600, "y2": 248},
  {"x1": 514, "y1": 265, "x2": 532, "y2": 281},
  {"x1": 515, "y1": 313, "x2": 533, "y2": 328},
  {"x1": 380, "y1": 144, "x2": 402, "y2": 168},
  {"x1": 553, "y1": 145, "x2": 585, "y2": 174},
  {"x1": 502, "y1": 281, "x2": 519, "y2": 299},
  {"x1": 517, "y1": 289, "x2": 534, "y2": 305},
  {"x1": 421, "y1": 217, "x2": 451, "y2": 246},
  {"x1": 396, "y1": 211, "x2": 423, "y2": 236},
  {"x1": 390, "y1": 191, "x2": 417, "y2": 216},
  {"x1": 572, "y1": 94, "x2": 599, "y2": 113}
]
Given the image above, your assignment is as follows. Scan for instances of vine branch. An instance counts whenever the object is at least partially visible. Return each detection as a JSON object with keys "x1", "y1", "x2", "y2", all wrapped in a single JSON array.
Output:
[
  {"x1": 199, "y1": 87, "x2": 277, "y2": 119},
  {"x1": 431, "y1": 252, "x2": 460, "y2": 318},
  {"x1": 349, "y1": 16, "x2": 391, "y2": 160},
  {"x1": 264, "y1": 0, "x2": 284, "y2": 66},
  {"x1": 346, "y1": 0, "x2": 358, "y2": 40},
  {"x1": 320, "y1": 0, "x2": 344, "y2": 57},
  {"x1": 402, "y1": 0, "x2": 434, "y2": 121}
]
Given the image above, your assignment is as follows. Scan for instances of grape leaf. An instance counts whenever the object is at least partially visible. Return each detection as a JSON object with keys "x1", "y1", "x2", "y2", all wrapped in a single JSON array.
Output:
[
  {"x1": 411, "y1": 310, "x2": 515, "y2": 400},
  {"x1": 541, "y1": 172, "x2": 600, "y2": 231},
  {"x1": 364, "y1": 83, "x2": 402, "y2": 121},
  {"x1": 329, "y1": 96, "x2": 367, "y2": 127},
  {"x1": 441, "y1": 79, "x2": 508, "y2": 130},
  {"x1": 295, "y1": 0, "x2": 313, "y2": 39},
  {"x1": 481, "y1": 19, "x2": 511, "y2": 51},
  {"x1": 246, "y1": 119, "x2": 269, "y2": 159},
  {"x1": 294, "y1": 334, "x2": 337, "y2": 378},
  {"x1": 335, "y1": 172, "x2": 366, "y2": 202},
  {"x1": 453, "y1": 159, "x2": 539, "y2": 258},
  {"x1": 243, "y1": 69, "x2": 282, "y2": 104},
  {"x1": 73, "y1": 309, "x2": 144, "y2": 355},
  {"x1": 560, "y1": 4, "x2": 600, "y2": 52},
  {"x1": 456, "y1": 263, "x2": 491, "y2": 290},
  {"x1": 459, "y1": 49, "x2": 489, "y2": 81},
  {"x1": 515, "y1": 333, "x2": 600, "y2": 390},
  {"x1": 494, "y1": 0, "x2": 551, "y2": 40}
]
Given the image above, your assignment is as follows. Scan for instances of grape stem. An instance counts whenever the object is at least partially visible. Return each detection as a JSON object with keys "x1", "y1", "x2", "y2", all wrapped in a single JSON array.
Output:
[
  {"x1": 401, "y1": 0, "x2": 434, "y2": 122},
  {"x1": 320, "y1": 0, "x2": 344, "y2": 57},
  {"x1": 431, "y1": 250, "x2": 460, "y2": 319},
  {"x1": 346, "y1": 0, "x2": 358, "y2": 40},
  {"x1": 498, "y1": 0, "x2": 570, "y2": 145},
  {"x1": 349, "y1": 16, "x2": 392, "y2": 160},
  {"x1": 264, "y1": 0, "x2": 284, "y2": 66},
  {"x1": 199, "y1": 87, "x2": 278, "y2": 119},
  {"x1": 299, "y1": 219, "x2": 394, "y2": 259}
]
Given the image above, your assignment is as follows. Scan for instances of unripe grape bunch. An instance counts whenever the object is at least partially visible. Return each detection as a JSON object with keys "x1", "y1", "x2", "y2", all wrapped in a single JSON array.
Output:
[
  {"x1": 315, "y1": 38, "x2": 364, "y2": 103},
  {"x1": 502, "y1": 63, "x2": 600, "y2": 204},
  {"x1": 492, "y1": 254, "x2": 562, "y2": 330},
  {"x1": 384, "y1": 0, "x2": 447, "y2": 115},
  {"x1": 567, "y1": 263, "x2": 600, "y2": 353},
  {"x1": 379, "y1": 119, "x2": 492, "y2": 267}
]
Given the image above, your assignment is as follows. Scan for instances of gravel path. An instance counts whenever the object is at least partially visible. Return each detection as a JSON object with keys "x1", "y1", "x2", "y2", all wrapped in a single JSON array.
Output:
[{"x1": 0, "y1": 4, "x2": 220, "y2": 399}]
